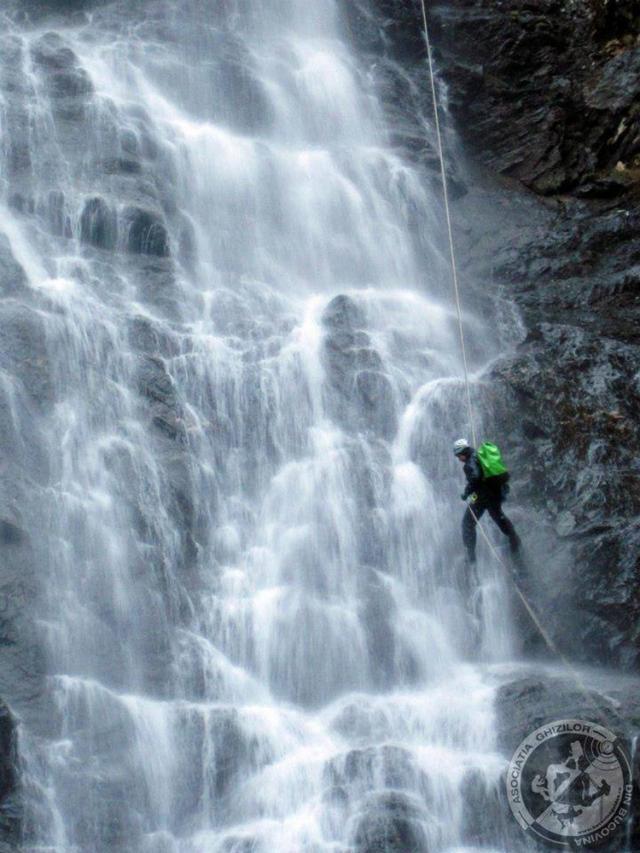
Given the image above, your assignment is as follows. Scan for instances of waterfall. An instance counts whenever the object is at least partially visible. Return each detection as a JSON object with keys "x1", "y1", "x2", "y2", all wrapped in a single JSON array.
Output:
[{"x1": 0, "y1": 1, "x2": 523, "y2": 850}]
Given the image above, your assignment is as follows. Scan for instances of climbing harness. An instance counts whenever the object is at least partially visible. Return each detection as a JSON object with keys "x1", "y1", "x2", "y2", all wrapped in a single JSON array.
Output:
[{"x1": 418, "y1": 0, "x2": 608, "y2": 716}]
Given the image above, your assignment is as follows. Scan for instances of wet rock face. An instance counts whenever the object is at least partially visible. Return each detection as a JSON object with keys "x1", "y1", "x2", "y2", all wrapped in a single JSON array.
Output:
[
  {"x1": 495, "y1": 676, "x2": 634, "y2": 752},
  {"x1": 31, "y1": 32, "x2": 93, "y2": 119},
  {"x1": 0, "y1": 704, "x2": 21, "y2": 849},
  {"x1": 345, "y1": 0, "x2": 424, "y2": 63},
  {"x1": 321, "y1": 295, "x2": 398, "y2": 440},
  {"x1": 80, "y1": 197, "x2": 118, "y2": 251},
  {"x1": 495, "y1": 673, "x2": 640, "y2": 852},
  {"x1": 344, "y1": 0, "x2": 467, "y2": 199},
  {"x1": 459, "y1": 767, "x2": 523, "y2": 850},
  {"x1": 485, "y1": 199, "x2": 640, "y2": 668},
  {"x1": 591, "y1": 1, "x2": 640, "y2": 48},
  {"x1": 430, "y1": 0, "x2": 640, "y2": 196},
  {"x1": 0, "y1": 239, "x2": 28, "y2": 298},
  {"x1": 0, "y1": 22, "x2": 174, "y2": 272},
  {"x1": 361, "y1": 0, "x2": 640, "y2": 669},
  {"x1": 80, "y1": 199, "x2": 171, "y2": 258},
  {"x1": 0, "y1": 302, "x2": 55, "y2": 410},
  {"x1": 352, "y1": 791, "x2": 430, "y2": 852},
  {"x1": 10, "y1": 0, "x2": 99, "y2": 19},
  {"x1": 137, "y1": 354, "x2": 185, "y2": 441},
  {"x1": 124, "y1": 207, "x2": 171, "y2": 257},
  {"x1": 211, "y1": 47, "x2": 273, "y2": 135}
]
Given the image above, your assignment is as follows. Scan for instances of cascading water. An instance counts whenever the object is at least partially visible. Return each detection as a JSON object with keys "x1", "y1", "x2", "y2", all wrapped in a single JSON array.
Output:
[{"x1": 0, "y1": 0, "x2": 532, "y2": 850}]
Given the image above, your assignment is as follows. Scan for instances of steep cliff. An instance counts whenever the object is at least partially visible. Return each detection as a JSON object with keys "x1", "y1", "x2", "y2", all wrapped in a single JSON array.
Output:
[
  {"x1": 435, "y1": 0, "x2": 640, "y2": 671},
  {"x1": 348, "y1": 0, "x2": 640, "y2": 670}
]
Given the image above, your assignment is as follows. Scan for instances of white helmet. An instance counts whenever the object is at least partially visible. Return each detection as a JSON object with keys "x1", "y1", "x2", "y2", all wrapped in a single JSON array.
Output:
[{"x1": 453, "y1": 438, "x2": 470, "y2": 457}]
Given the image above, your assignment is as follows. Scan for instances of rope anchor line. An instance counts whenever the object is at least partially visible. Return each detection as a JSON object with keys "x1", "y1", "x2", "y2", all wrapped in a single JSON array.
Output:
[
  {"x1": 418, "y1": 0, "x2": 606, "y2": 718},
  {"x1": 419, "y1": 0, "x2": 477, "y2": 450}
]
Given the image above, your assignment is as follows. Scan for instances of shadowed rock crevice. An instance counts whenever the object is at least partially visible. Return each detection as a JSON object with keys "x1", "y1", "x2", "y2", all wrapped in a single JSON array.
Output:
[{"x1": 80, "y1": 197, "x2": 118, "y2": 251}]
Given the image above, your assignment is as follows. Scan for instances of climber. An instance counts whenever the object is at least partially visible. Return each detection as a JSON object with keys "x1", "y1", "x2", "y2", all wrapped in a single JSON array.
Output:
[{"x1": 453, "y1": 438, "x2": 521, "y2": 566}]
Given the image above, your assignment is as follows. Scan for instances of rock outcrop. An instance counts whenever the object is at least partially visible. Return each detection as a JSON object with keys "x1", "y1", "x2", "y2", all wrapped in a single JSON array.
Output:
[{"x1": 431, "y1": 0, "x2": 640, "y2": 196}]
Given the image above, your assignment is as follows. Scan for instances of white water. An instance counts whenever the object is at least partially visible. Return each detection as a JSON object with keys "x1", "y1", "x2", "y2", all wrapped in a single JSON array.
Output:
[{"x1": 0, "y1": 1, "x2": 529, "y2": 850}]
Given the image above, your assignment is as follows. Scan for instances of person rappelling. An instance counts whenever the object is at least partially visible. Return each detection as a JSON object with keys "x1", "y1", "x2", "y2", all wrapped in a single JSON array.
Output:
[{"x1": 453, "y1": 439, "x2": 521, "y2": 567}]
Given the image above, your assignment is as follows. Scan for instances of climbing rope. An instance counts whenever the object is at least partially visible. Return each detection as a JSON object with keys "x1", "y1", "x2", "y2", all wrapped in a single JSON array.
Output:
[
  {"x1": 418, "y1": 0, "x2": 606, "y2": 715},
  {"x1": 419, "y1": 0, "x2": 477, "y2": 449}
]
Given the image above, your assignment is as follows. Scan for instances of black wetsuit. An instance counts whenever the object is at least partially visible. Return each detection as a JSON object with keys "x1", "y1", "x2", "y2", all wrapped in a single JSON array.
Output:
[{"x1": 461, "y1": 450, "x2": 520, "y2": 564}]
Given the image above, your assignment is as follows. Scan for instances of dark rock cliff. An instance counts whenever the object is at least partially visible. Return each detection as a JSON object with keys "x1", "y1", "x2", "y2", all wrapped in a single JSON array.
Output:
[
  {"x1": 0, "y1": 704, "x2": 21, "y2": 851},
  {"x1": 434, "y1": 0, "x2": 640, "y2": 672},
  {"x1": 347, "y1": 0, "x2": 640, "y2": 671},
  {"x1": 432, "y1": 0, "x2": 640, "y2": 196}
]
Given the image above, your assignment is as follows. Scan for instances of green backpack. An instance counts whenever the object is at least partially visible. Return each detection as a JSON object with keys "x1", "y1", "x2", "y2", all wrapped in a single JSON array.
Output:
[{"x1": 477, "y1": 441, "x2": 508, "y2": 479}]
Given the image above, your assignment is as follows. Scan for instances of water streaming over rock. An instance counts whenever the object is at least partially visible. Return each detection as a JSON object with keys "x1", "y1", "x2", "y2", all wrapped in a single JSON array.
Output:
[{"x1": 0, "y1": 0, "x2": 531, "y2": 849}]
